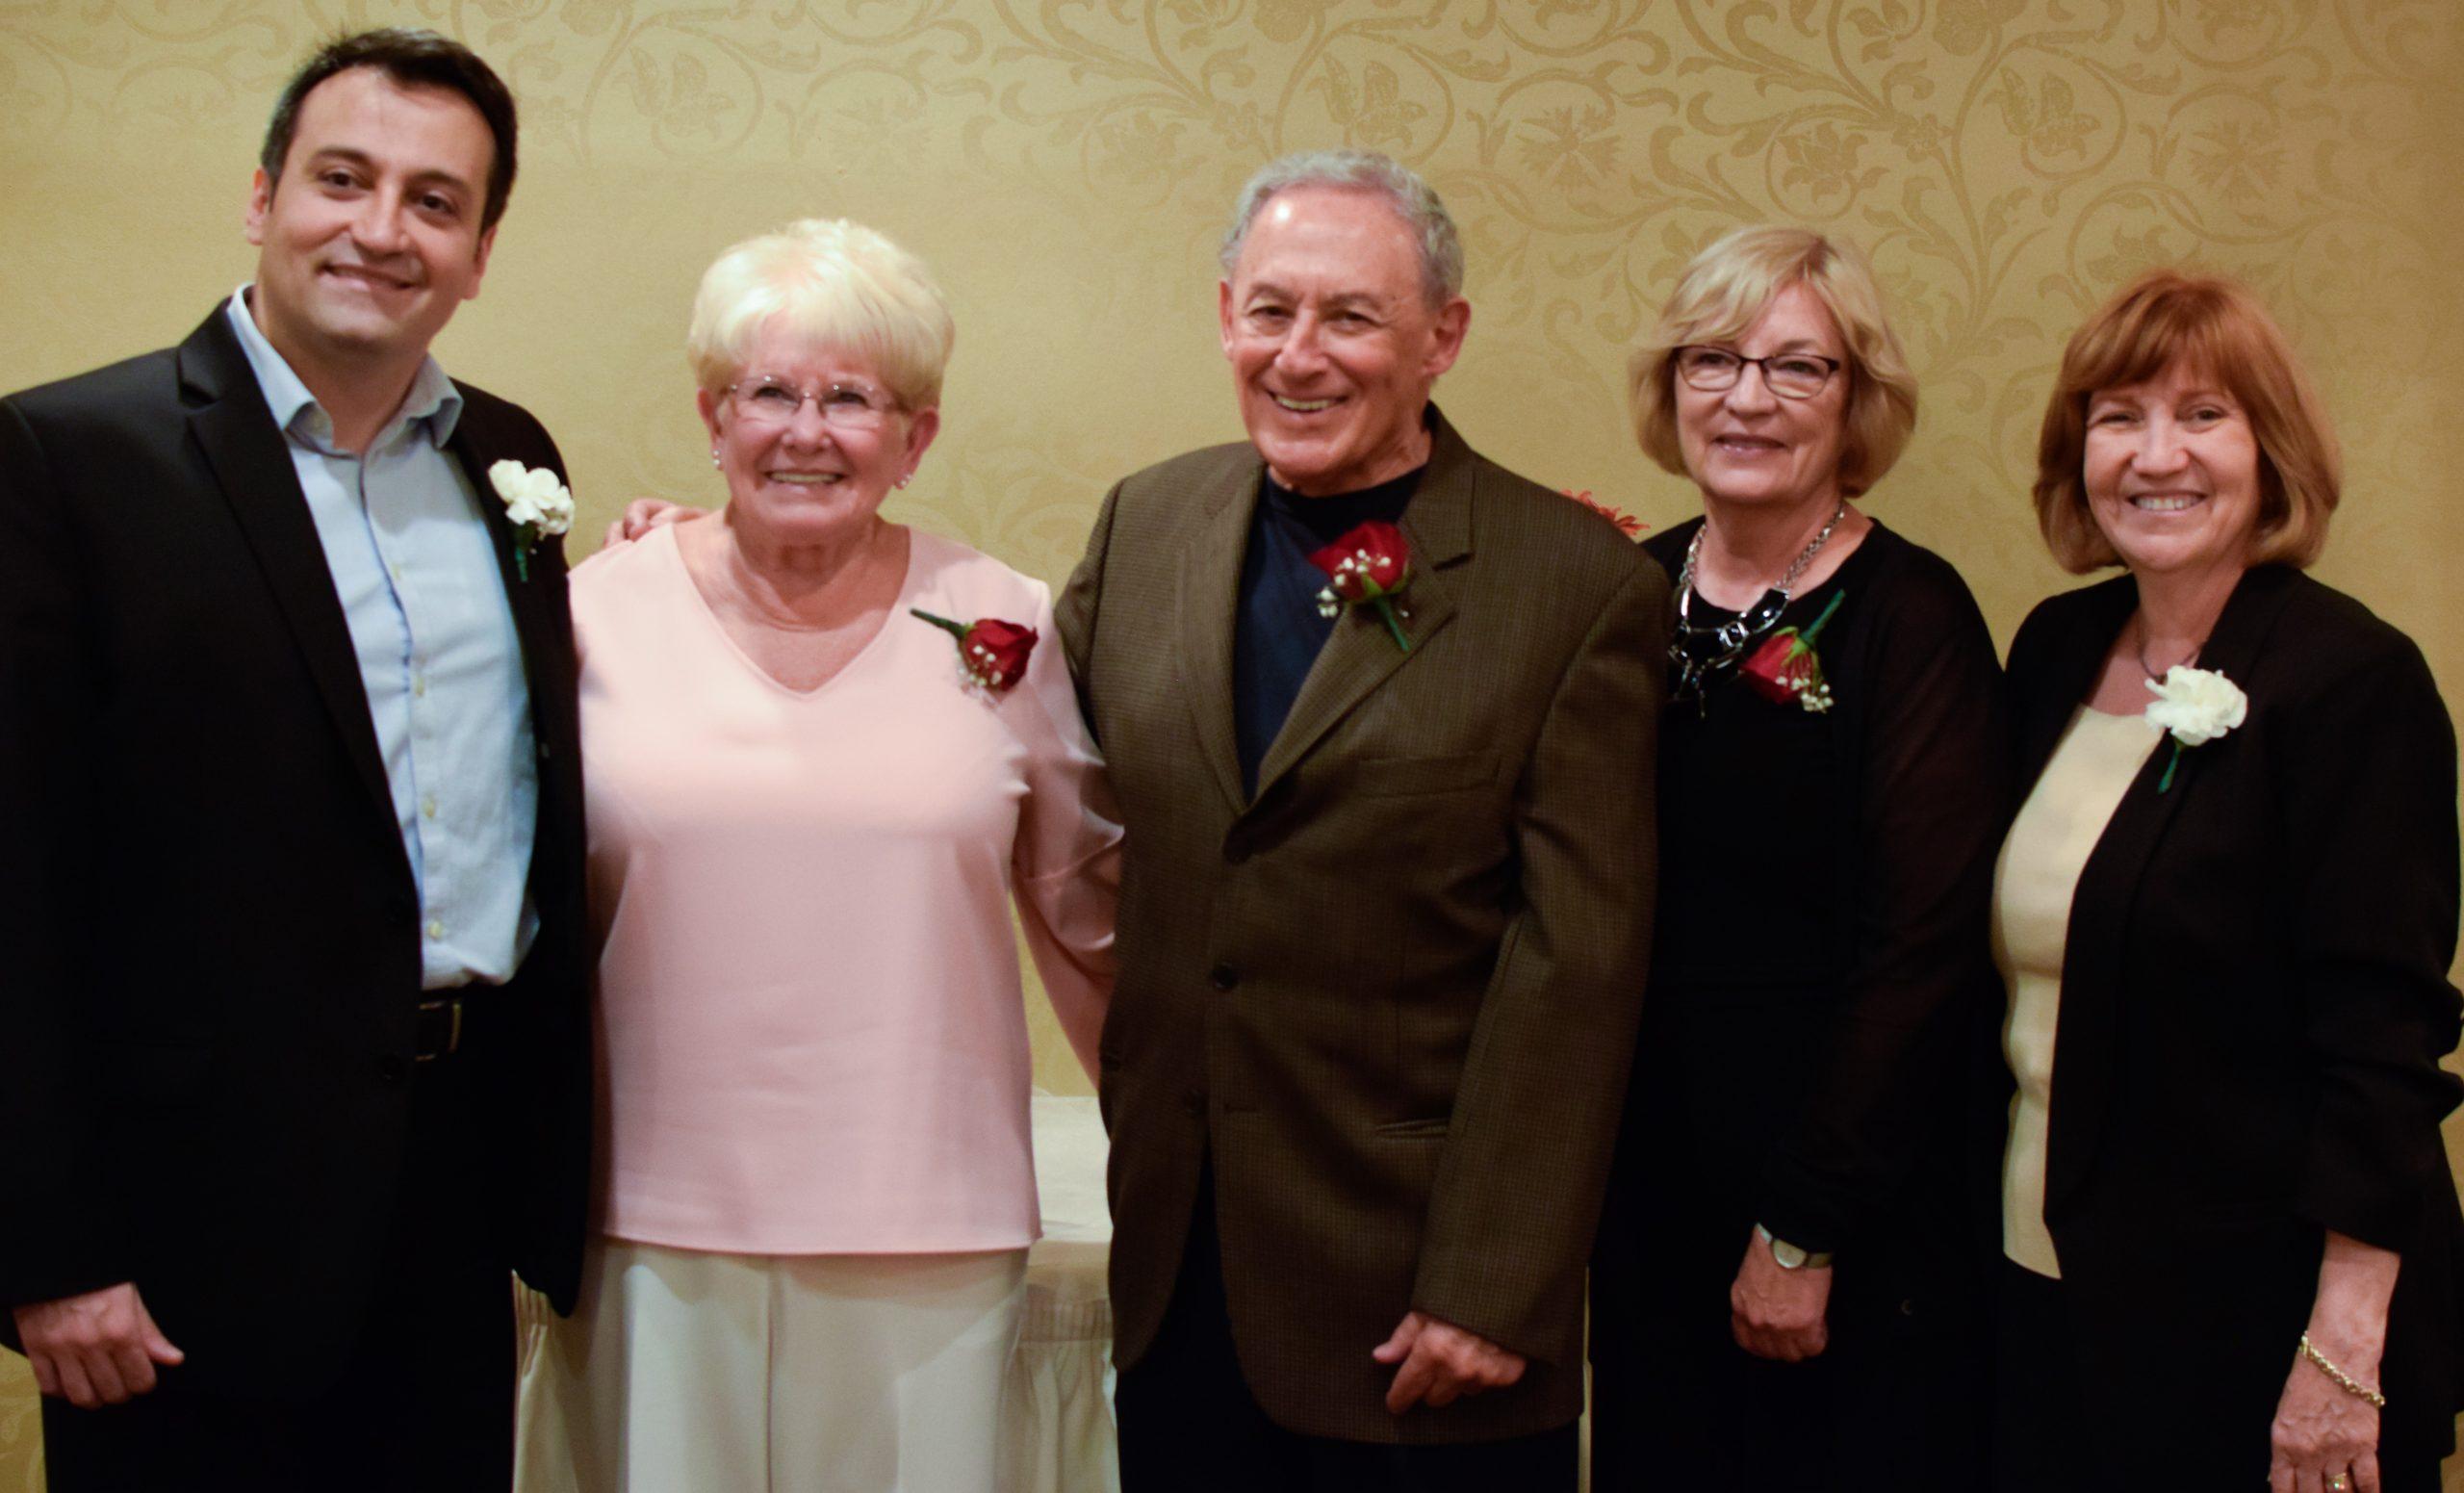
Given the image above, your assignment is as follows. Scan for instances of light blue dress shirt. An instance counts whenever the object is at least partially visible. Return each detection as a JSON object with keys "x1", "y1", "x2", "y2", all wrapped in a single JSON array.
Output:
[{"x1": 226, "y1": 290, "x2": 539, "y2": 990}]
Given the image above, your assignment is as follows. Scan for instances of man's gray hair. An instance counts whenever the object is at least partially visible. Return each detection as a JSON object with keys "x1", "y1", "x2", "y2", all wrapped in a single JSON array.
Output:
[{"x1": 1219, "y1": 149, "x2": 1465, "y2": 307}]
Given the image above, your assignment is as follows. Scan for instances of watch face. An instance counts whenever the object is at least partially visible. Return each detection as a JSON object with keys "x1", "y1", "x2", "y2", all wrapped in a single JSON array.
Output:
[{"x1": 1771, "y1": 1239, "x2": 1810, "y2": 1270}]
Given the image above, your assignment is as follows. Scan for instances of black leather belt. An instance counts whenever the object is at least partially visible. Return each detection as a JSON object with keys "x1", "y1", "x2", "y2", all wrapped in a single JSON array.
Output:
[{"x1": 414, "y1": 994, "x2": 468, "y2": 1062}]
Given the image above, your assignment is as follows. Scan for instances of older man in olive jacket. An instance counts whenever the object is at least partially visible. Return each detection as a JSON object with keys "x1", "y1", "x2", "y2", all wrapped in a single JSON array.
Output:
[{"x1": 1059, "y1": 148, "x2": 1665, "y2": 1490}]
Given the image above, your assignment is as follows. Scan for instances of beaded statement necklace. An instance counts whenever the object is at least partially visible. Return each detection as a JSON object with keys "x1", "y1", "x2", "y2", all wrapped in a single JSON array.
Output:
[{"x1": 1667, "y1": 502, "x2": 1847, "y2": 710}]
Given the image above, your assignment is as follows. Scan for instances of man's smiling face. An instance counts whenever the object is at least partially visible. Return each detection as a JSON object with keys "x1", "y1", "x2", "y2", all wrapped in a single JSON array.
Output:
[
  {"x1": 1218, "y1": 185, "x2": 1469, "y2": 496},
  {"x1": 245, "y1": 65, "x2": 497, "y2": 375}
]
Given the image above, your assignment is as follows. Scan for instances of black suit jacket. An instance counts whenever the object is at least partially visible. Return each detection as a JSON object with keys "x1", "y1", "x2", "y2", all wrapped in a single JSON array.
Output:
[
  {"x1": 1997, "y1": 565, "x2": 2464, "y2": 1471},
  {"x1": 0, "y1": 306, "x2": 591, "y2": 1396}
]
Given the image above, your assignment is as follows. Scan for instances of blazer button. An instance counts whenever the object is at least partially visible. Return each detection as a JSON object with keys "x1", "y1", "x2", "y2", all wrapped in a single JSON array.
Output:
[
  {"x1": 1222, "y1": 838, "x2": 1250, "y2": 865},
  {"x1": 1182, "y1": 1090, "x2": 1206, "y2": 1117},
  {"x1": 1209, "y1": 964, "x2": 1240, "y2": 991},
  {"x1": 376, "y1": 1055, "x2": 409, "y2": 1084}
]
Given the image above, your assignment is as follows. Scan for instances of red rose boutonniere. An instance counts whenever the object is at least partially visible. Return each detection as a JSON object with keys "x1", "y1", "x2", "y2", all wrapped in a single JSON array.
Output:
[
  {"x1": 911, "y1": 609, "x2": 1038, "y2": 693},
  {"x1": 1562, "y1": 488, "x2": 1647, "y2": 539},
  {"x1": 1739, "y1": 591, "x2": 1844, "y2": 713},
  {"x1": 1310, "y1": 521, "x2": 1414, "y2": 652}
]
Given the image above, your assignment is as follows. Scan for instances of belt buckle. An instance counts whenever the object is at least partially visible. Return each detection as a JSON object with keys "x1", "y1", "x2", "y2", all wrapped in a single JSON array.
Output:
[{"x1": 414, "y1": 995, "x2": 465, "y2": 1063}]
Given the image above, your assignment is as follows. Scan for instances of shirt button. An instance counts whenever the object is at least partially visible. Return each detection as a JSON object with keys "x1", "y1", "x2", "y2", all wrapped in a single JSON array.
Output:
[
  {"x1": 421, "y1": 795, "x2": 437, "y2": 820},
  {"x1": 425, "y1": 919, "x2": 446, "y2": 940},
  {"x1": 412, "y1": 676, "x2": 427, "y2": 699}
]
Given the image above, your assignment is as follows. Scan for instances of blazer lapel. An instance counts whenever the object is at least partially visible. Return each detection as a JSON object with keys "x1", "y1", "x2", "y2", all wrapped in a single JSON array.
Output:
[
  {"x1": 444, "y1": 400, "x2": 564, "y2": 720},
  {"x1": 1251, "y1": 409, "x2": 1472, "y2": 801},
  {"x1": 1175, "y1": 454, "x2": 1261, "y2": 816},
  {"x1": 178, "y1": 311, "x2": 398, "y2": 839},
  {"x1": 2042, "y1": 566, "x2": 2297, "y2": 1216}
]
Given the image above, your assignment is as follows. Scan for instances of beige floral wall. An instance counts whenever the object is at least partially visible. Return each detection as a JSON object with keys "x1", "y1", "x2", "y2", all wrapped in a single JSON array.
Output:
[{"x1": 3, "y1": 0, "x2": 2460, "y2": 1484}]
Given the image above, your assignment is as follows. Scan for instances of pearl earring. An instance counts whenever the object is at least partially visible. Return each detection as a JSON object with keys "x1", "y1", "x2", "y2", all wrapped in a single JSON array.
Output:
[{"x1": 710, "y1": 451, "x2": 721, "y2": 468}]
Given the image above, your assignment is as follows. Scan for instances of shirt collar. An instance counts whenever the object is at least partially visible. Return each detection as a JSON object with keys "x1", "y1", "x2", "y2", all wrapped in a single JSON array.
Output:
[{"x1": 223, "y1": 286, "x2": 465, "y2": 453}]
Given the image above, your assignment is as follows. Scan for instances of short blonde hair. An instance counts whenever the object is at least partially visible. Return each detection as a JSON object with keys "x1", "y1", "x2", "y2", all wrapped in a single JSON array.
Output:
[
  {"x1": 1628, "y1": 226, "x2": 1918, "y2": 499},
  {"x1": 686, "y1": 218, "x2": 955, "y2": 411},
  {"x1": 2033, "y1": 269, "x2": 2339, "y2": 573}
]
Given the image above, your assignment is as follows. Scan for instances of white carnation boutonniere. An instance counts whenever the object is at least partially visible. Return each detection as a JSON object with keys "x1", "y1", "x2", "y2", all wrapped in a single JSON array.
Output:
[
  {"x1": 487, "y1": 460, "x2": 574, "y2": 581},
  {"x1": 2143, "y1": 664, "x2": 2247, "y2": 793}
]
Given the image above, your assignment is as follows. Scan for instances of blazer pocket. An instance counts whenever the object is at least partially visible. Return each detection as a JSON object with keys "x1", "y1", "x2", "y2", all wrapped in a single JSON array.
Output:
[
  {"x1": 1373, "y1": 1116, "x2": 1451, "y2": 1141},
  {"x1": 1351, "y1": 751, "x2": 1499, "y2": 798}
]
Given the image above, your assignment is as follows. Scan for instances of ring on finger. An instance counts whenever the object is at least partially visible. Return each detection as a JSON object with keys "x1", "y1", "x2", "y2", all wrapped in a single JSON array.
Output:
[{"x1": 2327, "y1": 1474, "x2": 2349, "y2": 1492}]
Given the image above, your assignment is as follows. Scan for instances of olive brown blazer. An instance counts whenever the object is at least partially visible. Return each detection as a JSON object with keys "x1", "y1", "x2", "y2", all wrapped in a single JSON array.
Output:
[{"x1": 1058, "y1": 409, "x2": 1666, "y2": 1442}]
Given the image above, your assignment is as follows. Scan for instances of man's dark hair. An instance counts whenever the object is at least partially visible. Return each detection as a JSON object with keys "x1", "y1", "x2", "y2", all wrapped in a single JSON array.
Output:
[{"x1": 259, "y1": 28, "x2": 520, "y2": 234}]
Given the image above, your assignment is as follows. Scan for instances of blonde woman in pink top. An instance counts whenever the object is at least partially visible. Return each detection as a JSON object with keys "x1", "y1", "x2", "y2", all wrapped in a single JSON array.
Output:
[{"x1": 515, "y1": 219, "x2": 1120, "y2": 1493}]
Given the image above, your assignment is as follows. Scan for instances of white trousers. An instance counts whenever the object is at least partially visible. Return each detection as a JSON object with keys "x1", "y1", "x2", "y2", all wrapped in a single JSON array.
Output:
[{"x1": 517, "y1": 1240, "x2": 1029, "y2": 1493}]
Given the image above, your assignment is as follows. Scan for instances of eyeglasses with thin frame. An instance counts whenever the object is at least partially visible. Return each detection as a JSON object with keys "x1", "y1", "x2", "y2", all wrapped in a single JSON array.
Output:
[
  {"x1": 725, "y1": 373, "x2": 901, "y2": 431},
  {"x1": 1674, "y1": 347, "x2": 1844, "y2": 399}
]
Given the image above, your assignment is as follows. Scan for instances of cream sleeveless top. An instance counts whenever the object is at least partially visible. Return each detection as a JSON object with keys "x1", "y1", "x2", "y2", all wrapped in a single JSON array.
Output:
[{"x1": 1991, "y1": 705, "x2": 2159, "y2": 1277}]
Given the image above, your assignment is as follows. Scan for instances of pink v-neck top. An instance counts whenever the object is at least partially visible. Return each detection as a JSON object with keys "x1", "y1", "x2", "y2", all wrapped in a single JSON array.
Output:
[{"x1": 572, "y1": 525, "x2": 1120, "y2": 1254}]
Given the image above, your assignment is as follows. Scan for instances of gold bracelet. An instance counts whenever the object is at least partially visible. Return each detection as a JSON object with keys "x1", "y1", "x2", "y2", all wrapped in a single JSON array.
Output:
[{"x1": 2297, "y1": 1333, "x2": 2388, "y2": 1409}]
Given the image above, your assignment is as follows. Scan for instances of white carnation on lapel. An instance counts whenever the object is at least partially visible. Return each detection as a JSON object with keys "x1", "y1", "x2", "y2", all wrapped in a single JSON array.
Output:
[
  {"x1": 488, "y1": 460, "x2": 574, "y2": 537},
  {"x1": 2143, "y1": 664, "x2": 2246, "y2": 794},
  {"x1": 2143, "y1": 665, "x2": 2246, "y2": 746},
  {"x1": 487, "y1": 460, "x2": 574, "y2": 580}
]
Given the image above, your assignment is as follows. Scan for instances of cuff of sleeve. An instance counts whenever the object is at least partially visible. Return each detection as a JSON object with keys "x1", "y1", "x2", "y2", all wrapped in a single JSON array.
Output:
[
  {"x1": 1408, "y1": 1252, "x2": 1578, "y2": 1368},
  {"x1": 2294, "y1": 1161, "x2": 2426, "y2": 1254},
  {"x1": 0, "y1": 1257, "x2": 135, "y2": 1328},
  {"x1": 0, "y1": 1190, "x2": 133, "y2": 1325},
  {"x1": 1756, "y1": 1156, "x2": 1854, "y2": 1258}
]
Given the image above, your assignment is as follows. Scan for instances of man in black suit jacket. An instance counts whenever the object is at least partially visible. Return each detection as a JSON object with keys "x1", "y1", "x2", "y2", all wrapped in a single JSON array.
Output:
[{"x1": 0, "y1": 29, "x2": 588, "y2": 1491}]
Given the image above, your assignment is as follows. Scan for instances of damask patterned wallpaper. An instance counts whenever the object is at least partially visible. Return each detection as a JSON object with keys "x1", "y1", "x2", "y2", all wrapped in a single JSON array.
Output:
[{"x1": 3, "y1": 2, "x2": 2459, "y2": 1484}]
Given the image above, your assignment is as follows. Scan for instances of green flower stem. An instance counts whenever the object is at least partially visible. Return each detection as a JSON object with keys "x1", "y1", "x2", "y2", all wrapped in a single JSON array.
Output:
[
  {"x1": 514, "y1": 546, "x2": 530, "y2": 583},
  {"x1": 1799, "y1": 589, "x2": 1845, "y2": 643},
  {"x1": 1373, "y1": 598, "x2": 1410, "y2": 652},
  {"x1": 2157, "y1": 738, "x2": 2183, "y2": 793},
  {"x1": 911, "y1": 608, "x2": 970, "y2": 640}
]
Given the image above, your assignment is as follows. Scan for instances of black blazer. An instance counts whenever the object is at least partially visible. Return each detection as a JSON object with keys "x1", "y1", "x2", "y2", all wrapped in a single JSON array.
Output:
[
  {"x1": 1998, "y1": 565, "x2": 2464, "y2": 1473},
  {"x1": 0, "y1": 307, "x2": 591, "y2": 1397}
]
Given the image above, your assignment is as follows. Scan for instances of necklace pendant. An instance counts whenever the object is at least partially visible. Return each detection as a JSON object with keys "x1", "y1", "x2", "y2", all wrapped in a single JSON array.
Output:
[{"x1": 1667, "y1": 504, "x2": 1847, "y2": 708}]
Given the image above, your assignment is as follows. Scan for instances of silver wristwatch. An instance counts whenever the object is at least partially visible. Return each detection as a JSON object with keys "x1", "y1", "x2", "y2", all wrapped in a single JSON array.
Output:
[{"x1": 1756, "y1": 1223, "x2": 1835, "y2": 1271}]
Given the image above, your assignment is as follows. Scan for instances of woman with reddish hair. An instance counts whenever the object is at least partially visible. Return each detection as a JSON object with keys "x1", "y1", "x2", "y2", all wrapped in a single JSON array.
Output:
[{"x1": 1989, "y1": 269, "x2": 2463, "y2": 1491}]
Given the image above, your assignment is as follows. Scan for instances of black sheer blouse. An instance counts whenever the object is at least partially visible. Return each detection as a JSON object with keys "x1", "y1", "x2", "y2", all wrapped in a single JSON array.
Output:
[{"x1": 1632, "y1": 517, "x2": 2008, "y2": 1255}]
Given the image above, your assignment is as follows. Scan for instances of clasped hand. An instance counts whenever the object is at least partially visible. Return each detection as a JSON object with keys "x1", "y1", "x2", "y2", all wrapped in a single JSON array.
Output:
[
  {"x1": 13, "y1": 1281, "x2": 184, "y2": 1408},
  {"x1": 1729, "y1": 1229, "x2": 1832, "y2": 1362},
  {"x1": 1373, "y1": 1310, "x2": 1526, "y2": 1413}
]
